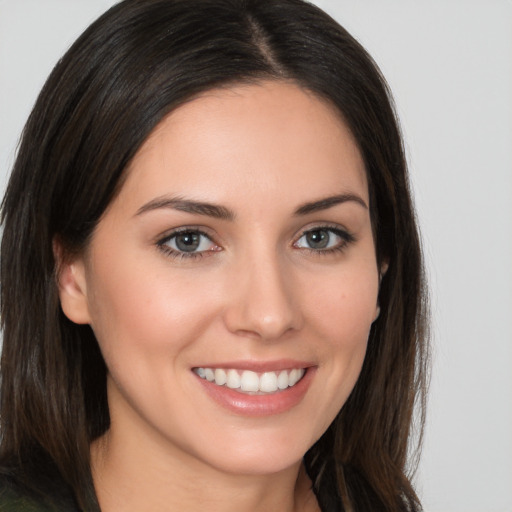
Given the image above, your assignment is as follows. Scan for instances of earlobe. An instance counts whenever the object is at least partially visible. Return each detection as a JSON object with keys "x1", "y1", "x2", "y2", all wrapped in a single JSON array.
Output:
[{"x1": 53, "y1": 239, "x2": 91, "y2": 325}]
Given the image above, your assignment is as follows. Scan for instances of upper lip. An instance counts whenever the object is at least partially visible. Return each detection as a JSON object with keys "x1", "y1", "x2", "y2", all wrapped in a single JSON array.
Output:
[{"x1": 192, "y1": 359, "x2": 315, "y2": 373}]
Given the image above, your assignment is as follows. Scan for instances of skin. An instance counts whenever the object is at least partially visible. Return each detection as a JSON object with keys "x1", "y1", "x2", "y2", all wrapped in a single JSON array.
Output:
[{"x1": 58, "y1": 81, "x2": 381, "y2": 512}]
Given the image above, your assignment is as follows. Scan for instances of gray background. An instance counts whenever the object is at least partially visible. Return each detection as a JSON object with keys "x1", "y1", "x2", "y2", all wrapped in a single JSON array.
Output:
[{"x1": 1, "y1": 1, "x2": 511, "y2": 511}]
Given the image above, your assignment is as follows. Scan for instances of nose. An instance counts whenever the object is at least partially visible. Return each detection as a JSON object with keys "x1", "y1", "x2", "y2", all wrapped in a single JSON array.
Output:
[{"x1": 223, "y1": 250, "x2": 303, "y2": 341}]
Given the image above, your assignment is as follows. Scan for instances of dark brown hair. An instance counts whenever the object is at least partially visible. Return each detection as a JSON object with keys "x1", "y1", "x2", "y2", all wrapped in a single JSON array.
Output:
[{"x1": 0, "y1": 0, "x2": 429, "y2": 510}]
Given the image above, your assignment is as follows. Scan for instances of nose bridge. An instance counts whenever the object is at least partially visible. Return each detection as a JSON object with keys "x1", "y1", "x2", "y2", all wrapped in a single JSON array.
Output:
[{"x1": 224, "y1": 239, "x2": 301, "y2": 340}]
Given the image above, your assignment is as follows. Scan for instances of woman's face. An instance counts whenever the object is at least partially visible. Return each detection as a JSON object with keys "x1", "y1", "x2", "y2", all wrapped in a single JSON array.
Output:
[{"x1": 60, "y1": 81, "x2": 380, "y2": 476}]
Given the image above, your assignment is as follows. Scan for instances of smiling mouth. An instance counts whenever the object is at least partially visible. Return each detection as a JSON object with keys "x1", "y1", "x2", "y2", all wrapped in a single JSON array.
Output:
[{"x1": 193, "y1": 367, "x2": 306, "y2": 395}]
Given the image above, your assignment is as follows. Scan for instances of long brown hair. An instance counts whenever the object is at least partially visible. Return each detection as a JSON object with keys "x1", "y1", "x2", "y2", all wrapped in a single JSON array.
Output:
[{"x1": 1, "y1": 1, "x2": 429, "y2": 510}]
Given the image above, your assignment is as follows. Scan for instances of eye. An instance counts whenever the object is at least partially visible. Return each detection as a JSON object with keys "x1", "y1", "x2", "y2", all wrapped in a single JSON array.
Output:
[
  {"x1": 294, "y1": 227, "x2": 353, "y2": 252},
  {"x1": 158, "y1": 229, "x2": 220, "y2": 258}
]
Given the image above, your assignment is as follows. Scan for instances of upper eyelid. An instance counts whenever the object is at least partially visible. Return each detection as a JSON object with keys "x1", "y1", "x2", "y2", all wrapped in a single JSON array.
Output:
[
  {"x1": 292, "y1": 225, "x2": 356, "y2": 252},
  {"x1": 156, "y1": 229, "x2": 219, "y2": 259},
  {"x1": 156, "y1": 226, "x2": 217, "y2": 244},
  {"x1": 294, "y1": 223, "x2": 353, "y2": 239}
]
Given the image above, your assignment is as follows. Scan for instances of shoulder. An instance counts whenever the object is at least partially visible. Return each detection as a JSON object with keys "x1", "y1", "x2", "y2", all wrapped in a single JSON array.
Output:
[{"x1": 0, "y1": 476, "x2": 78, "y2": 512}]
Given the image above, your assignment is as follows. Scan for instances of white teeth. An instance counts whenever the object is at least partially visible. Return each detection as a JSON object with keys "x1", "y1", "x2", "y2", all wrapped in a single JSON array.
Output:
[
  {"x1": 277, "y1": 370, "x2": 289, "y2": 390},
  {"x1": 259, "y1": 371, "x2": 278, "y2": 393},
  {"x1": 226, "y1": 369, "x2": 241, "y2": 389},
  {"x1": 240, "y1": 370, "x2": 259, "y2": 392},
  {"x1": 194, "y1": 367, "x2": 306, "y2": 394},
  {"x1": 214, "y1": 368, "x2": 227, "y2": 386},
  {"x1": 289, "y1": 368, "x2": 300, "y2": 386}
]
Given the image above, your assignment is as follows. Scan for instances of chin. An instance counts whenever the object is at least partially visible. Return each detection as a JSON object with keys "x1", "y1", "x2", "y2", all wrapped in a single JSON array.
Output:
[{"x1": 190, "y1": 427, "x2": 320, "y2": 477}]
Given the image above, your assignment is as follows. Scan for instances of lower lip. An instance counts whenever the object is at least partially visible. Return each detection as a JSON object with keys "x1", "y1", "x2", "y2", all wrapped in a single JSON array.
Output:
[{"x1": 194, "y1": 368, "x2": 316, "y2": 417}]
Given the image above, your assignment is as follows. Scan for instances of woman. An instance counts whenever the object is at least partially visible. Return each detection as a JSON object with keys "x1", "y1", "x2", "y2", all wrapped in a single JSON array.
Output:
[{"x1": 0, "y1": 0, "x2": 429, "y2": 511}]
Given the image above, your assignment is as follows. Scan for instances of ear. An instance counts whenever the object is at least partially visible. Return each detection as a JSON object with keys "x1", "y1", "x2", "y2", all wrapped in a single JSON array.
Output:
[
  {"x1": 373, "y1": 304, "x2": 381, "y2": 323},
  {"x1": 53, "y1": 238, "x2": 91, "y2": 325},
  {"x1": 373, "y1": 260, "x2": 389, "y2": 322},
  {"x1": 379, "y1": 261, "x2": 389, "y2": 281}
]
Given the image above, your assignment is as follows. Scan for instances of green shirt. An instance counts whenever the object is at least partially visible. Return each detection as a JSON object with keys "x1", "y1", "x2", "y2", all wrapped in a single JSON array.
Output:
[{"x1": 0, "y1": 481, "x2": 79, "y2": 512}]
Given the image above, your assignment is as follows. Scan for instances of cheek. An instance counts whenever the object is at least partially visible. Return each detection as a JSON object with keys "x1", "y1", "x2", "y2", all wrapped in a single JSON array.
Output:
[
  {"x1": 304, "y1": 263, "x2": 379, "y2": 341},
  {"x1": 300, "y1": 263, "x2": 378, "y2": 415},
  {"x1": 84, "y1": 261, "x2": 226, "y2": 430},
  {"x1": 84, "y1": 251, "x2": 224, "y2": 367}
]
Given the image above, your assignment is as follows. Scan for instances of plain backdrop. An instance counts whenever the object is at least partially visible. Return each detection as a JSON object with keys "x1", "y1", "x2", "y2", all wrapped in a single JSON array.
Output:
[{"x1": 1, "y1": 1, "x2": 511, "y2": 511}]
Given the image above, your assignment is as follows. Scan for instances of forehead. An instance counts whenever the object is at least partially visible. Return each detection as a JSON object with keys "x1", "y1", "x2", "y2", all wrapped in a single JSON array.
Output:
[{"x1": 119, "y1": 81, "x2": 368, "y2": 214}]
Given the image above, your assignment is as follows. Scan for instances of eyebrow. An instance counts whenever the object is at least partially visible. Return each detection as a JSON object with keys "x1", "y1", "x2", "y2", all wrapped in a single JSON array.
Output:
[
  {"x1": 294, "y1": 193, "x2": 368, "y2": 215},
  {"x1": 135, "y1": 192, "x2": 367, "y2": 220},
  {"x1": 136, "y1": 196, "x2": 235, "y2": 221}
]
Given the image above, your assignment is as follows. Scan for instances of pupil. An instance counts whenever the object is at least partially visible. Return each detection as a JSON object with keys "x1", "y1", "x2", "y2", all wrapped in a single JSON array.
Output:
[
  {"x1": 307, "y1": 230, "x2": 329, "y2": 249},
  {"x1": 176, "y1": 232, "x2": 200, "y2": 252}
]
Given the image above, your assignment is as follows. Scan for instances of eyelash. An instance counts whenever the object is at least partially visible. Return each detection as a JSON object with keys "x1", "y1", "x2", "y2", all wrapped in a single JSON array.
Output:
[
  {"x1": 156, "y1": 225, "x2": 355, "y2": 260},
  {"x1": 293, "y1": 226, "x2": 356, "y2": 257},
  {"x1": 157, "y1": 228, "x2": 218, "y2": 260}
]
